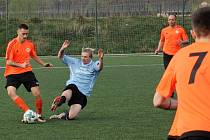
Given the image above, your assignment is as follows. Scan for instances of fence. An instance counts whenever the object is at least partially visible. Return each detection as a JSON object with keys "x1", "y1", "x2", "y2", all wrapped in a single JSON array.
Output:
[{"x1": 0, "y1": 0, "x2": 208, "y2": 56}]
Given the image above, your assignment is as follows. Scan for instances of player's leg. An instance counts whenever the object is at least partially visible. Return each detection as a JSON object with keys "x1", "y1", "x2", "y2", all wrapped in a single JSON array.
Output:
[
  {"x1": 51, "y1": 89, "x2": 73, "y2": 111},
  {"x1": 7, "y1": 86, "x2": 30, "y2": 112},
  {"x1": 51, "y1": 85, "x2": 74, "y2": 111},
  {"x1": 31, "y1": 86, "x2": 42, "y2": 114},
  {"x1": 163, "y1": 53, "x2": 175, "y2": 97},
  {"x1": 49, "y1": 104, "x2": 82, "y2": 120},
  {"x1": 5, "y1": 75, "x2": 30, "y2": 112},
  {"x1": 67, "y1": 104, "x2": 82, "y2": 119},
  {"x1": 163, "y1": 52, "x2": 174, "y2": 69},
  {"x1": 30, "y1": 86, "x2": 46, "y2": 122},
  {"x1": 22, "y1": 72, "x2": 45, "y2": 122},
  {"x1": 50, "y1": 84, "x2": 87, "y2": 120},
  {"x1": 65, "y1": 85, "x2": 87, "y2": 119},
  {"x1": 22, "y1": 72, "x2": 42, "y2": 114}
]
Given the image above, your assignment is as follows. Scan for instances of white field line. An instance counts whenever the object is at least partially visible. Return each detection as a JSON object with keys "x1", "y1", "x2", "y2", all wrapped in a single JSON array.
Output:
[
  {"x1": 0, "y1": 63, "x2": 163, "y2": 70},
  {"x1": 0, "y1": 53, "x2": 163, "y2": 60}
]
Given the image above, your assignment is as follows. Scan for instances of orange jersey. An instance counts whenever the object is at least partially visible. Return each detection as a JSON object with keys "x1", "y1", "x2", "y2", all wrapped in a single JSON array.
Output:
[
  {"x1": 168, "y1": 109, "x2": 179, "y2": 137},
  {"x1": 4, "y1": 37, "x2": 37, "y2": 77},
  {"x1": 156, "y1": 42, "x2": 210, "y2": 136},
  {"x1": 160, "y1": 25, "x2": 188, "y2": 55}
]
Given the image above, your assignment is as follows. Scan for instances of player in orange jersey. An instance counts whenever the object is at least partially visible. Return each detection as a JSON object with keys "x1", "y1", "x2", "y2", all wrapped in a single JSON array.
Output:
[
  {"x1": 153, "y1": 7, "x2": 210, "y2": 140},
  {"x1": 155, "y1": 14, "x2": 189, "y2": 69},
  {"x1": 4, "y1": 23, "x2": 53, "y2": 123}
]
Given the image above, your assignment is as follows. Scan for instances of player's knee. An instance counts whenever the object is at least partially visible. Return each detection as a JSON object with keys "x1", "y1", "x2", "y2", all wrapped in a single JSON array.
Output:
[
  {"x1": 7, "y1": 91, "x2": 17, "y2": 99},
  {"x1": 32, "y1": 91, "x2": 41, "y2": 97},
  {"x1": 68, "y1": 113, "x2": 77, "y2": 120}
]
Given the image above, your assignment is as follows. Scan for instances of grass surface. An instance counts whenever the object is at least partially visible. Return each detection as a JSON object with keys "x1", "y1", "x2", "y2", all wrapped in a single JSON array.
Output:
[{"x1": 0, "y1": 54, "x2": 175, "y2": 140}]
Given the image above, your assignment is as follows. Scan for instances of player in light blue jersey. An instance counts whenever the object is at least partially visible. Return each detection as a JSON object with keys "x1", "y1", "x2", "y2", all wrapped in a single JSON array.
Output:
[{"x1": 49, "y1": 40, "x2": 104, "y2": 120}]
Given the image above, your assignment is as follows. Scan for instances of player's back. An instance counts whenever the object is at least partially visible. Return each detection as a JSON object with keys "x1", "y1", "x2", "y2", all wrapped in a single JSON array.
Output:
[{"x1": 172, "y1": 41, "x2": 210, "y2": 135}]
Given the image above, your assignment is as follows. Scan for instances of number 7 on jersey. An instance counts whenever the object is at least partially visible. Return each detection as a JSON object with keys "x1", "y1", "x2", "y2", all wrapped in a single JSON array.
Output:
[{"x1": 189, "y1": 52, "x2": 208, "y2": 84}]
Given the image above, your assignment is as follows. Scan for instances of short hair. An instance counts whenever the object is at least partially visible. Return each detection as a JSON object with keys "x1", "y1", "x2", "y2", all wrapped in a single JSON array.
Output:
[
  {"x1": 82, "y1": 48, "x2": 94, "y2": 58},
  {"x1": 191, "y1": 6, "x2": 210, "y2": 37},
  {"x1": 168, "y1": 14, "x2": 177, "y2": 19},
  {"x1": 18, "y1": 23, "x2": 29, "y2": 30}
]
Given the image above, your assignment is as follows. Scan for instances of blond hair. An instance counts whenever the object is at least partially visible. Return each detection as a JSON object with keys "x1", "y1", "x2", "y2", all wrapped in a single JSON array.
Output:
[{"x1": 82, "y1": 48, "x2": 95, "y2": 58}]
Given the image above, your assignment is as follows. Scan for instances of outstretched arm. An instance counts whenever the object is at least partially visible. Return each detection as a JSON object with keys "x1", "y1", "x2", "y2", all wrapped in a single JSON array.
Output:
[
  {"x1": 58, "y1": 40, "x2": 70, "y2": 59},
  {"x1": 97, "y1": 48, "x2": 104, "y2": 71},
  {"x1": 31, "y1": 55, "x2": 53, "y2": 67}
]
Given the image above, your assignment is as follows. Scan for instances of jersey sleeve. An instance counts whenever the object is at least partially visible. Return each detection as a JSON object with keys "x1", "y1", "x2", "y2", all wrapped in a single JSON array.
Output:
[
  {"x1": 93, "y1": 60, "x2": 101, "y2": 71},
  {"x1": 62, "y1": 55, "x2": 78, "y2": 66},
  {"x1": 181, "y1": 28, "x2": 189, "y2": 41},
  {"x1": 5, "y1": 42, "x2": 14, "y2": 60},
  {"x1": 30, "y1": 43, "x2": 37, "y2": 57},
  {"x1": 160, "y1": 29, "x2": 165, "y2": 42},
  {"x1": 156, "y1": 57, "x2": 176, "y2": 98}
]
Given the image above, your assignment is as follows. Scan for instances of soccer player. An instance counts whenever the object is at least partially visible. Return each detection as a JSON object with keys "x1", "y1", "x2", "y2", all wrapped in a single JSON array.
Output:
[
  {"x1": 4, "y1": 23, "x2": 53, "y2": 122},
  {"x1": 153, "y1": 7, "x2": 210, "y2": 140},
  {"x1": 49, "y1": 40, "x2": 103, "y2": 120},
  {"x1": 155, "y1": 14, "x2": 189, "y2": 69}
]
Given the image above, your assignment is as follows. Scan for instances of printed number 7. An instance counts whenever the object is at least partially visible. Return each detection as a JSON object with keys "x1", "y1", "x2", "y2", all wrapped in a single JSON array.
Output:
[{"x1": 189, "y1": 52, "x2": 207, "y2": 84}]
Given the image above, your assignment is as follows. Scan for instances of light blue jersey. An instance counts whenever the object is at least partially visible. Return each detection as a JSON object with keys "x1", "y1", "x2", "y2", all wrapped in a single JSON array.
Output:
[{"x1": 62, "y1": 55, "x2": 101, "y2": 96}]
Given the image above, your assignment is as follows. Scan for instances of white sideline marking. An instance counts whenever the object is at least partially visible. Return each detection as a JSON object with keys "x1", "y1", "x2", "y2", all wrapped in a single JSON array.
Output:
[
  {"x1": 0, "y1": 64, "x2": 163, "y2": 70},
  {"x1": 0, "y1": 54, "x2": 163, "y2": 60}
]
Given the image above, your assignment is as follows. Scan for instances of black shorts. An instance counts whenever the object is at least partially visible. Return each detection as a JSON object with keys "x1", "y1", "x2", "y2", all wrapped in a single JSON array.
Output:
[
  {"x1": 168, "y1": 135, "x2": 179, "y2": 140},
  {"x1": 5, "y1": 71, "x2": 39, "y2": 92},
  {"x1": 178, "y1": 131, "x2": 210, "y2": 140},
  {"x1": 163, "y1": 52, "x2": 174, "y2": 69},
  {"x1": 168, "y1": 131, "x2": 210, "y2": 140},
  {"x1": 63, "y1": 84, "x2": 87, "y2": 109}
]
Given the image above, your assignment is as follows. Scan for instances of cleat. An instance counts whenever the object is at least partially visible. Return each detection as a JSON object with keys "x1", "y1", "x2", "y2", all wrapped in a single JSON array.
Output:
[
  {"x1": 51, "y1": 96, "x2": 61, "y2": 111},
  {"x1": 36, "y1": 114, "x2": 46, "y2": 123},
  {"x1": 37, "y1": 117, "x2": 46, "y2": 123},
  {"x1": 49, "y1": 112, "x2": 66, "y2": 120}
]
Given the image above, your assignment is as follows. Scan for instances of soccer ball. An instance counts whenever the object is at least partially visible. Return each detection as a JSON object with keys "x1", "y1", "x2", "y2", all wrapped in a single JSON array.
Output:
[{"x1": 22, "y1": 110, "x2": 38, "y2": 124}]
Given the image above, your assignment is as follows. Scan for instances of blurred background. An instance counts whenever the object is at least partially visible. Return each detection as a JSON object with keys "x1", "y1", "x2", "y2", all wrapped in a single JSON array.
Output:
[{"x1": 0, "y1": 0, "x2": 209, "y2": 56}]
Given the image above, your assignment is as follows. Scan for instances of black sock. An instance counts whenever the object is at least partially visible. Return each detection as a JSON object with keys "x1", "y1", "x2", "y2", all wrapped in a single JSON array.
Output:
[
  {"x1": 57, "y1": 96, "x2": 66, "y2": 106},
  {"x1": 61, "y1": 111, "x2": 71, "y2": 120}
]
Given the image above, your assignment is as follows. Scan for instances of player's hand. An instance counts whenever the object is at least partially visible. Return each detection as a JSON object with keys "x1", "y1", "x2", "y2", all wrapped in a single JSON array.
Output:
[
  {"x1": 43, "y1": 63, "x2": 53, "y2": 67},
  {"x1": 155, "y1": 48, "x2": 159, "y2": 55},
  {"x1": 98, "y1": 48, "x2": 104, "y2": 59},
  {"x1": 62, "y1": 40, "x2": 70, "y2": 49}
]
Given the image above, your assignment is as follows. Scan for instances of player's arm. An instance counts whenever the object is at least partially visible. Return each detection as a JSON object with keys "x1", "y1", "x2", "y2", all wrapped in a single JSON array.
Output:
[
  {"x1": 155, "y1": 40, "x2": 164, "y2": 54},
  {"x1": 6, "y1": 60, "x2": 30, "y2": 68},
  {"x1": 31, "y1": 55, "x2": 53, "y2": 67},
  {"x1": 97, "y1": 48, "x2": 104, "y2": 71},
  {"x1": 58, "y1": 40, "x2": 70, "y2": 59},
  {"x1": 179, "y1": 28, "x2": 189, "y2": 46},
  {"x1": 6, "y1": 45, "x2": 30, "y2": 68},
  {"x1": 153, "y1": 92, "x2": 177, "y2": 110},
  {"x1": 180, "y1": 40, "x2": 189, "y2": 45}
]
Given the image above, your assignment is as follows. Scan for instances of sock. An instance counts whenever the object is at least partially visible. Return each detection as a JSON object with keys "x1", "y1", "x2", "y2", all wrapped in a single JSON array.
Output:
[
  {"x1": 61, "y1": 111, "x2": 71, "y2": 120},
  {"x1": 14, "y1": 97, "x2": 30, "y2": 112},
  {"x1": 57, "y1": 96, "x2": 66, "y2": 106},
  {"x1": 35, "y1": 97, "x2": 43, "y2": 115}
]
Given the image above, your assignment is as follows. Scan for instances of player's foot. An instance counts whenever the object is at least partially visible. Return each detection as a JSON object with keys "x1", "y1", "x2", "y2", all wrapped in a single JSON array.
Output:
[
  {"x1": 51, "y1": 96, "x2": 61, "y2": 111},
  {"x1": 37, "y1": 116, "x2": 46, "y2": 123},
  {"x1": 49, "y1": 112, "x2": 66, "y2": 120}
]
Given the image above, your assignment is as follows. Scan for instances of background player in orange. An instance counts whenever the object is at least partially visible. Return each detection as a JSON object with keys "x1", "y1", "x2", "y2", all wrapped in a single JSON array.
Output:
[
  {"x1": 4, "y1": 23, "x2": 53, "y2": 122},
  {"x1": 153, "y1": 7, "x2": 210, "y2": 140},
  {"x1": 155, "y1": 14, "x2": 189, "y2": 69}
]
